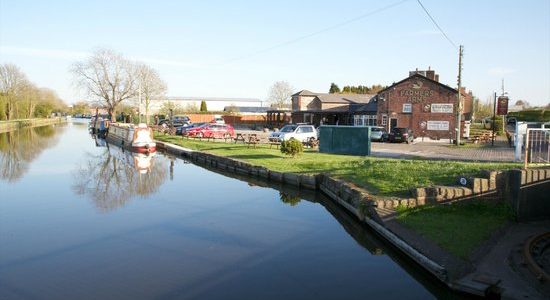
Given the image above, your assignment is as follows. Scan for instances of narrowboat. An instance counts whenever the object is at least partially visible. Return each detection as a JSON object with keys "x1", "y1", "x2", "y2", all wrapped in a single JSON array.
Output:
[{"x1": 106, "y1": 123, "x2": 156, "y2": 153}]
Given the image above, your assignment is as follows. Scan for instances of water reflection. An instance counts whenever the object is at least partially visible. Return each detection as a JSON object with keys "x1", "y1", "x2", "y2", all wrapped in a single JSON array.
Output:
[
  {"x1": 0, "y1": 125, "x2": 62, "y2": 182},
  {"x1": 279, "y1": 191, "x2": 301, "y2": 206},
  {"x1": 183, "y1": 157, "x2": 466, "y2": 299},
  {"x1": 72, "y1": 142, "x2": 166, "y2": 212}
]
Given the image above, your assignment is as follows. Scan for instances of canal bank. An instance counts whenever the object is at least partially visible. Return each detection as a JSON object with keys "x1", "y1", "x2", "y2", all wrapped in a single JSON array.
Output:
[
  {"x1": 0, "y1": 117, "x2": 65, "y2": 133},
  {"x1": 156, "y1": 140, "x2": 550, "y2": 299}
]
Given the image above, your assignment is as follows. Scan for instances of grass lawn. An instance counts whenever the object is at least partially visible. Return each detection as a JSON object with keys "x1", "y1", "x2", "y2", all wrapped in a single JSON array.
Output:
[
  {"x1": 396, "y1": 202, "x2": 514, "y2": 259},
  {"x1": 155, "y1": 134, "x2": 520, "y2": 197}
]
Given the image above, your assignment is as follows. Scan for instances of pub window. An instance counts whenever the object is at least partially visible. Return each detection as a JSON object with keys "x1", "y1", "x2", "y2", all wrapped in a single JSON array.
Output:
[
  {"x1": 353, "y1": 115, "x2": 365, "y2": 126},
  {"x1": 381, "y1": 115, "x2": 387, "y2": 126},
  {"x1": 403, "y1": 103, "x2": 412, "y2": 113}
]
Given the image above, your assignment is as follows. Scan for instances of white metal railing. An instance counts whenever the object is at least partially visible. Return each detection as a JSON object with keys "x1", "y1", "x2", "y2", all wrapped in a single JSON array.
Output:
[{"x1": 524, "y1": 128, "x2": 550, "y2": 168}]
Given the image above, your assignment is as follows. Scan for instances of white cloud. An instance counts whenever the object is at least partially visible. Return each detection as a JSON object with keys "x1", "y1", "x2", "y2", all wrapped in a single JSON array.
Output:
[
  {"x1": 0, "y1": 45, "x2": 206, "y2": 69},
  {"x1": 488, "y1": 67, "x2": 517, "y2": 76},
  {"x1": 0, "y1": 46, "x2": 89, "y2": 60}
]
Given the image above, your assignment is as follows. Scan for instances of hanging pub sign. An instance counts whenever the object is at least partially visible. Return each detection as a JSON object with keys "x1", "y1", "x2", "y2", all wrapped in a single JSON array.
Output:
[{"x1": 497, "y1": 96, "x2": 509, "y2": 115}]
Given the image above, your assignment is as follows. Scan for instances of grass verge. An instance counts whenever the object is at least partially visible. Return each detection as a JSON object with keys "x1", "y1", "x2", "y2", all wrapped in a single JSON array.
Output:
[
  {"x1": 395, "y1": 202, "x2": 514, "y2": 259},
  {"x1": 155, "y1": 134, "x2": 520, "y2": 197}
]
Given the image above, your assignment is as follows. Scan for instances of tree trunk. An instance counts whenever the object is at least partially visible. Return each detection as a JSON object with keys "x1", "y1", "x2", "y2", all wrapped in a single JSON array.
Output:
[{"x1": 109, "y1": 107, "x2": 116, "y2": 122}]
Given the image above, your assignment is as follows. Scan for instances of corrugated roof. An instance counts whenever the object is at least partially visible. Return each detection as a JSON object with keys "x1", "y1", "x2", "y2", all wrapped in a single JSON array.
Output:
[{"x1": 223, "y1": 106, "x2": 270, "y2": 113}]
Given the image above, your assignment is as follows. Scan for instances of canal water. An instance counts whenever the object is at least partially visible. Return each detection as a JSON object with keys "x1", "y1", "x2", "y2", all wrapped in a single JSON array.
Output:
[{"x1": 0, "y1": 121, "x2": 458, "y2": 300}]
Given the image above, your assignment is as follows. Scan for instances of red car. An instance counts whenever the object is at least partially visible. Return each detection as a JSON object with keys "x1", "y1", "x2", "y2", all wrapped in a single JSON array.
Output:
[{"x1": 185, "y1": 123, "x2": 235, "y2": 139}]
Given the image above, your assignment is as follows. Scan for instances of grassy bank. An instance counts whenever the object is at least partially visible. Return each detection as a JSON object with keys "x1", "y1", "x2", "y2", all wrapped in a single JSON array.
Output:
[
  {"x1": 155, "y1": 135, "x2": 520, "y2": 197},
  {"x1": 396, "y1": 202, "x2": 513, "y2": 258}
]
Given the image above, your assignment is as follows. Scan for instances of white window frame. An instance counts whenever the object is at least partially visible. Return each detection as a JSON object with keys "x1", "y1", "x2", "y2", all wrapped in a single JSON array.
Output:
[
  {"x1": 403, "y1": 103, "x2": 412, "y2": 113},
  {"x1": 381, "y1": 115, "x2": 387, "y2": 126}
]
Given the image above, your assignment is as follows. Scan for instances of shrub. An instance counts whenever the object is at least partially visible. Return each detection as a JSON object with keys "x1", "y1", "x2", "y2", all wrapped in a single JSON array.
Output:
[{"x1": 280, "y1": 138, "x2": 303, "y2": 157}]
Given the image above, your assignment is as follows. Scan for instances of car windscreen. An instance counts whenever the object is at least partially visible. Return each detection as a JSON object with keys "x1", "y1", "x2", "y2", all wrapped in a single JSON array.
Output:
[{"x1": 280, "y1": 125, "x2": 297, "y2": 133}]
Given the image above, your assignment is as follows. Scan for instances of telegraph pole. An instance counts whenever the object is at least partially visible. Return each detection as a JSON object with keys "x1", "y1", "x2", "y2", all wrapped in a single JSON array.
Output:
[{"x1": 456, "y1": 45, "x2": 463, "y2": 145}]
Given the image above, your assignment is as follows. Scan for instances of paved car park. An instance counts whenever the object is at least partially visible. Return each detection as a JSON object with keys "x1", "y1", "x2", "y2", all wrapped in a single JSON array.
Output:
[{"x1": 371, "y1": 138, "x2": 516, "y2": 162}]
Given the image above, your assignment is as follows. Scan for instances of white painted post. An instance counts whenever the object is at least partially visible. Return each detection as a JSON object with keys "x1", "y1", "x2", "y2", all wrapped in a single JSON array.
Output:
[{"x1": 515, "y1": 122, "x2": 527, "y2": 162}]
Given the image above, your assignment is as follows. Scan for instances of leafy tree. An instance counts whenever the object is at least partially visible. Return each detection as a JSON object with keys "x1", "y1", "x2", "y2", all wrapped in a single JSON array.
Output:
[
  {"x1": 200, "y1": 100, "x2": 207, "y2": 112},
  {"x1": 280, "y1": 138, "x2": 303, "y2": 157},
  {"x1": 72, "y1": 101, "x2": 91, "y2": 115},
  {"x1": 158, "y1": 101, "x2": 185, "y2": 116},
  {"x1": 335, "y1": 84, "x2": 386, "y2": 94},
  {"x1": 329, "y1": 83, "x2": 340, "y2": 94},
  {"x1": 0, "y1": 64, "x2": 30, "y2": 120},
  {"x1": 184, "y1": 102, "x2": 199, "y2": 113}
]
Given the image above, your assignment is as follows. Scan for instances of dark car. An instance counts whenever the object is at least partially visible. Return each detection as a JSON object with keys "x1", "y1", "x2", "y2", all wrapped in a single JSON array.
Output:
[
  {"x1": 388, "y1": 127, "x2": 414, "y2": 144},
  {"x1": 159, "y1": 115, "x2": 191, "y2": 127},
  {"x1": 176, "y1": 122, "x2": 207, "y2": 135}
]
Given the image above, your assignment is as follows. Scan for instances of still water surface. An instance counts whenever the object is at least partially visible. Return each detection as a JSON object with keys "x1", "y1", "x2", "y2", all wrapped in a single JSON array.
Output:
[{"x1": 1, "y1": 121, "x2": 454, "y2": 299}]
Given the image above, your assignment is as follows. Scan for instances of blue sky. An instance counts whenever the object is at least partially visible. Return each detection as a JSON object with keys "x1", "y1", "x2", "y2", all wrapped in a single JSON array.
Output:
[{"x1": 1, "y1": 0, "x2": 549, "y2": 106}]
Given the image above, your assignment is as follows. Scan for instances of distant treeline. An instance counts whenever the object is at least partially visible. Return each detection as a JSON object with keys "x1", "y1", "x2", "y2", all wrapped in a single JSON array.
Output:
[{"x1": 329, "y1": 82, "x2": 386, "y2": 94}]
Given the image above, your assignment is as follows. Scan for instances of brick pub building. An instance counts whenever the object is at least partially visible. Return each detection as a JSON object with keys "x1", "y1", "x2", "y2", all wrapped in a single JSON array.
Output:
[
  {"x1": 291, "y1": 68, "x2": 473, "y2": 140},
  {"x1": 376, "y1": 69, "x2": 473, "y2": 140}
]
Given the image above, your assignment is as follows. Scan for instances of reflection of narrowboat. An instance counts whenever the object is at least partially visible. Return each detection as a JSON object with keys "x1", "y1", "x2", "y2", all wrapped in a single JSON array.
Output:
[
  {"x1": 106, "y1": 123, "x2": 156, "y2": 153},
  {"x1": 108, "y1": 143, "x2": 156, "y2": 174}
]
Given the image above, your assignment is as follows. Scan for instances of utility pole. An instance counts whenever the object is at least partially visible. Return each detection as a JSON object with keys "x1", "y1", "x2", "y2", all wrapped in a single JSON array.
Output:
[{"x1": 456, "y1": 45, "x2": 463, "y2": 145}]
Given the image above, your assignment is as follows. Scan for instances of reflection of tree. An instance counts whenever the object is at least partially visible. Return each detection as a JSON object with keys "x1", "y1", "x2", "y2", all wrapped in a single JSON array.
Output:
[
  {"x1": 72, "y1": 146, "x2": 167, "y2": 212},
  {"x1": 0, "y1": 125, "x2": 61, "y2": 182},
  {"x1": 279, "y1": 192, "x2": 301, "y2": 206}
]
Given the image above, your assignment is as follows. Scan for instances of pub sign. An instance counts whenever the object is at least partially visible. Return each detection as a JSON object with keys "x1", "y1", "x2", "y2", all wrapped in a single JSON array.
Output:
[{"x1": 497, "y1": 96, "x2": 509, "y2": 115}]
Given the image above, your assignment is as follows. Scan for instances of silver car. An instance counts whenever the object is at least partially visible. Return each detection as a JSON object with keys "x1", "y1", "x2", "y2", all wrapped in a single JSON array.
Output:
[
  {"x1": 370, "y1": 126, "x2": 388, "y2": 142},
  {"x1": 269, "y1": 124, "x2": 317, "y2": 143}
]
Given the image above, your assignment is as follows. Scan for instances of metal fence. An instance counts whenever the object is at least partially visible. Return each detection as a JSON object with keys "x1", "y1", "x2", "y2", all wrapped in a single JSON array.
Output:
[{"x1": 524, "y1": 128, "x2": 550, "y2": 167}]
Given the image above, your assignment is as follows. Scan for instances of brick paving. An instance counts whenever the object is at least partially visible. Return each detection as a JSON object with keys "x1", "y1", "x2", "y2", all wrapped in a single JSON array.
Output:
[
  {"x1": 371, "y1": 137, "x2": 518, "y2": 162},
  {"x1": 236, "y1": 129, "x2": 519, "y2": 162}
]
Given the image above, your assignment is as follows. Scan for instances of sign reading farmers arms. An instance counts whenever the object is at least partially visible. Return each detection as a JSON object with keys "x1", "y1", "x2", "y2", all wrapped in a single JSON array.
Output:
[
  {"x1": 399, "y1": 80, "x2": 435, "y2": 103},
  {"x1": 497, "y1": 96, "x2": 509, "y2": 115}
]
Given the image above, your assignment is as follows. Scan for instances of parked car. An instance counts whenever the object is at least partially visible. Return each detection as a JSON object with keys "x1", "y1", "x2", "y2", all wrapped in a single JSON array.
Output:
[
  {"x1": 159, "y1": 115, "x2": 191, "y2": 127},
  {"x1": 388, "y1": 127, "x2": 414, "y2": 144},
  {"x1": 176, "y1": 122, "x2": 207, "y2": 135},
  {"x1": 268, "y1": 124, "x2": 317, "y2": 143},
  {"x1": 370, "y1": 126, "x2": 388, "y2": 142},
  {"x1": 212, "y1": 115, "x2": 225, "y2": 124},
  {"x1": 185, "y1": 123, "x2": 235, "y2": 139}
]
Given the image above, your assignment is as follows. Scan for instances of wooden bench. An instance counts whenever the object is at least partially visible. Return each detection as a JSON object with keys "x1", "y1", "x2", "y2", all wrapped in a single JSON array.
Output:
[
  {"x1": 268, "y1": 141, "x2": 281, "y2": 149},
  {"x1": 247, "y1": 134, "x2": 260, "y2": 148}
]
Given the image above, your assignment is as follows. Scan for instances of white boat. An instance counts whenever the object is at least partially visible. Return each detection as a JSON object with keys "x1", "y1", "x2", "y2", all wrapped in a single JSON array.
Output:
[{"x1": 106, "y1": 123, "x2": 156, "y2": 153}]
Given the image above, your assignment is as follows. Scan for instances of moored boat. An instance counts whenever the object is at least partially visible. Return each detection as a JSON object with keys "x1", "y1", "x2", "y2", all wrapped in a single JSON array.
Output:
[{"x1": 106, "y1": 123, "x2": 156, "y2": 153}]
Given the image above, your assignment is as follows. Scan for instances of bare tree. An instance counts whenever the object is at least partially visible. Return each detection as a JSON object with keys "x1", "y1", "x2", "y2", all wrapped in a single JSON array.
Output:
[
  {"x1": 267, "y1": 81, "x2": 294, "y2": 109},
  {"x1": 71, "y1": 49, "x2": 136, "y2": 121},
  {"x1": 135, "y1": 63, "x2": 166, "y2": 124},
  {"x1": 0, "y1": 64, "x2": 30, "y2": 120}
]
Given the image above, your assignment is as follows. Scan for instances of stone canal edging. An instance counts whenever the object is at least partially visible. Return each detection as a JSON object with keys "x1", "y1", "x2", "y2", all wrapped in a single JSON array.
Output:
[
  {"x1": 156, "y1": 141, "x2": 450, "y2": 285},
  {"x1": 0, "y1": 118, "x2": 65, "y2": 133},
  {"x1": 156, "y1": 140, "x2": 550, "y2": 296}
]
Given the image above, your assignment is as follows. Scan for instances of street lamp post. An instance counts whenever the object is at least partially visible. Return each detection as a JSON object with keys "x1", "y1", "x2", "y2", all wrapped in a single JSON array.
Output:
[{"x1": 491, "y1": 92, "x2": 497, "y2": 146}]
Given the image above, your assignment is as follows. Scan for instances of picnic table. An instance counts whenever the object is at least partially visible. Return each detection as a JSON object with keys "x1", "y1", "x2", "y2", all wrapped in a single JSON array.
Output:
[
  {"x1": 247, "y1": 134, "x2": 260, "y2": 148},
  {"x1": 234, "y1": 133, "x2": 246, "y2": 144}
]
